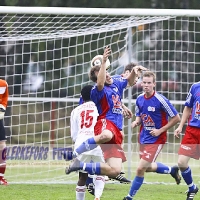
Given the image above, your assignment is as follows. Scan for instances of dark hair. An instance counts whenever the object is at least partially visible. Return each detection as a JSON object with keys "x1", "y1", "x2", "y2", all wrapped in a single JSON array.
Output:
[
  {"x1": 89, "y1": 66, "x2": 101, "y2": 82},
  {"x1": 81, "y1": 85, "x2": 93, "y2": 102},
  {"x1": 124, "y1": 63, "x2": 137, "y2": 73}
]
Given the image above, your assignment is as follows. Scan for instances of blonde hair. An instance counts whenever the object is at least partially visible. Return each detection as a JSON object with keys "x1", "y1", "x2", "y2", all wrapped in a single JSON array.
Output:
[{"x1": 142, "y1": 71, "x2": 156, "y2": 82}]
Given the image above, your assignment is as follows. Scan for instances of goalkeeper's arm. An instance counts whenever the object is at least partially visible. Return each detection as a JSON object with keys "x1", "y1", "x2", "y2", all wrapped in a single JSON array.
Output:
[
  {"x1": 0, "y1": 104, "x2": 6, "y2": 120},
  {"x1": 0, "y1": 79, "x2": 9, "y2": 119}
]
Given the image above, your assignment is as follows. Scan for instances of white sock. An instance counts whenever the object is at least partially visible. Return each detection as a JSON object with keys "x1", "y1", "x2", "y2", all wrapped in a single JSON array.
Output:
[
  {"x1": 94, "y1": 175, "x2": 105, "y2": 198},
  {"x1": 76, "y1": 185, "x2": 86, "y2": 200}
]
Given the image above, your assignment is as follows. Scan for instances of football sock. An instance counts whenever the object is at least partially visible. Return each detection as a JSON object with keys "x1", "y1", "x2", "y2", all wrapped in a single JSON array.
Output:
[
  {"x1": 127, "y1": 176, "x2": 144, "y2": 198},
  {"x1": 86, "y1": 174, "x2": 94, "y2": 187},
  {"x1": 76, "y1": 185, "x2": 86, "y2": 200},
  {"x1": 156, "y1": 162, "x2": 171, "y2": 174},
  {"x1": 181, "y1": 167, "x2": 196, "y2": 192},
  {"x1": 74, "y1": 137, "x2": 97, "y2": 156},
  {"x1": 0, "y1": 146, "x2": 6, "y2": 179},
  {"x1": 81, "y1": 162, "x2": 101, "y2": 175},
  {"x1": 94, "y1": 175, "x2": 105, "y2": 198}
]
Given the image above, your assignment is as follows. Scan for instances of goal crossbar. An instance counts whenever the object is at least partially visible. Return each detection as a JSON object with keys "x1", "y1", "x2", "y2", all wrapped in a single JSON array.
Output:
[{"x1": 0, "y1": 6, "x2": 200, "y2": 17}]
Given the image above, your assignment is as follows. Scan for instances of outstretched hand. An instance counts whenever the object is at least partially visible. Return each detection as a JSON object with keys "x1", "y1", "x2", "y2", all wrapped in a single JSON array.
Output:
[
  {"x1": 133, "y1": 65, "x2": 148, "y2": 76},
  {"x1": 103, "y1": 46, "x2": 111, "y2": 63}
]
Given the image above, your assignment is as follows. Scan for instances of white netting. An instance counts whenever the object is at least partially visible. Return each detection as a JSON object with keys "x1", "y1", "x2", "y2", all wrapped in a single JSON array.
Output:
[{"x1": 0, "y1": 7, "x2": 199, "y2": 184}]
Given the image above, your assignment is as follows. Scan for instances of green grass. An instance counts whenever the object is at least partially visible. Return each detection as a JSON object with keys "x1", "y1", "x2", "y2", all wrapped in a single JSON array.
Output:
[
  {"x1": 3, "y1": 158, "x2": 200, "y2": 199},
  {"x1": 1, "y1": 183, "x2": 193, "y2": 200}
]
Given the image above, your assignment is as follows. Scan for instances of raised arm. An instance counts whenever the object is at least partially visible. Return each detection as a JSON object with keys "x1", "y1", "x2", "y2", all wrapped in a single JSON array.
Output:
[
  {"x1": 96, "y1": 46, "x2": 111, "y2": 91},
  {"x1": 127, "y1": 65, "x2": 148, "y2": 87}
]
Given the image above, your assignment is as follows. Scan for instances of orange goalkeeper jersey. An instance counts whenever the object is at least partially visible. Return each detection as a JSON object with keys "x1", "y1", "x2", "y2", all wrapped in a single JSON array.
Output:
[{"x1": 0, "y1": 79, "x2": 9, "y2": 109}]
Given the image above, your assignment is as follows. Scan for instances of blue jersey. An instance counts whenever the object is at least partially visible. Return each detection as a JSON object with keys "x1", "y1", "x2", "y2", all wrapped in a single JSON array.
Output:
[
  {"x1": 184, "y1": 82, "x2": 200, "y2": 127},
  {"x1": 79, "y1": 96, "x2": 83, "y2": 105},
  {"x1": 135, "y1": 91, "x2": 178, "y2": 144},
  {"x1": 91, "y1": 76, "x2": 128, "y2": 130}
]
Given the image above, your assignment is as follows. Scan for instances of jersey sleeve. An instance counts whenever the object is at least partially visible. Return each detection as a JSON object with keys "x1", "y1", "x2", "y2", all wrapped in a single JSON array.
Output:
[
  {"x1": 135, "y1": 98, "x2": 141, "y2": 117},
  {"x1": 70, "y1": 109, "x2": 78, "y2": 142},
  {"x1": 90, "y1": 85, "x2": 105, "y2": 104},
  {"x1": 184, "y1": 85, "x2": 194, "y2": 108},
  {"x1": 113, "y1": 76, "x2": 128, "y2": 92},
  {"x1": 159, "y1": 95, "x2": 178, "y2": 117}
]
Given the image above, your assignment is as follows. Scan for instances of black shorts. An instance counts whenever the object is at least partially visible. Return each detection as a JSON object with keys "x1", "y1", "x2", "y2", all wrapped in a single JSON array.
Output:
[{"x1": 0, "y1": 119, "x2": 6, "y2": 141}]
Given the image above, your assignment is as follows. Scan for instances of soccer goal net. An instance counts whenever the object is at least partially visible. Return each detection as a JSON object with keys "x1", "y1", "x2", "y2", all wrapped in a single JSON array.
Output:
[{"x1": 1, "y1": 7, "x2": 200, "y2": 184}]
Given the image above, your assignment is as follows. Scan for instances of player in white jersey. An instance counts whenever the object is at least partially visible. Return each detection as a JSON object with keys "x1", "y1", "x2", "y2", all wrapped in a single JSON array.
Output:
[{"x1": 70, "y1": 85, "x2": 105, "y2": 200}]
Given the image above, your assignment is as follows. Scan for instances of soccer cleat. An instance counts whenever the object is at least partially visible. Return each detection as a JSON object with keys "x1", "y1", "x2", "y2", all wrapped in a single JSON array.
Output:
[
  {"x1": 94, "y1": 198, "x2": 100, "y2": 200},
  {"x1": 170, "y1": 165, "x2": 181, "y2": 185},
  {"x1": 186, "y1": 187, "x2": 199, "y2": 200},
  {"x1": 65, "y1": 158, "x2": 81, "y2": 174},
  {"x1": 122, "y1": 197, "x2": 132, "y2": 200},
  {"x1": 0, "y1": 177, "x2": 8, "y2": 185},
  {"x1": 109, "y1": 173, "x2": 131, "y2": 184},
  {"x1": 86, "y1": 182, "x2": 95, "y2": 196}
]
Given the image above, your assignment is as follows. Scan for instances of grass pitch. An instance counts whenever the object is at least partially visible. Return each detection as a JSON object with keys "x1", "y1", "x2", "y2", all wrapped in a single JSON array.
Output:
[{"x1": 1, "y1": 183, "x2": 192, "y2": 200}]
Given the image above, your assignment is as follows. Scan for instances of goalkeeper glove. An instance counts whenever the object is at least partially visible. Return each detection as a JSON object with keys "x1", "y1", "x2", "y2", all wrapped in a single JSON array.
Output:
[{"x1": 0, "y1": 104, "x2": 6, "y2": 120}]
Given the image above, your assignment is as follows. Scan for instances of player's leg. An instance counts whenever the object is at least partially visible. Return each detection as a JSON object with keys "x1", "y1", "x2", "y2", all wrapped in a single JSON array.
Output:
[
  {"x1": 76, "y1": 171, "x2": 88, "y2": 200},
  {"x1": 73, "y1": 129, "x2": 113, "y2": 157},
  {"x1": 123, "y1": 158, "x2": 150, "y2": 200},
  {"x1": 66, "y1": 157, "x2": 122, "y2": 177},
  {"x1": 178, "y1": 155, "x2": 198, "y2": 199},
  {"x1": 0, "y1": 119, "x2": 7, "y2": 185},
  {"x1": 145, "y1": 162, "x2": 181, "y2": 185},
  {"x1": 177, "y1": 126, "x2": 199, "y2": 200},
  {"x1": 140, "y1": 143, "x2": 181, "y2": 184},
  {"x1": 93, "y1": 175, "x2": 105, "y2": 200}
]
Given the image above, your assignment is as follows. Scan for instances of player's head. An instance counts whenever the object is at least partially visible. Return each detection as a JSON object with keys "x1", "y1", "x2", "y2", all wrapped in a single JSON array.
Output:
[
  {"x1": 89, "y1": 66, "x2": 113, "y2": 85},
  {"x1": 141, "y1": 71, "x2": 156, "y2": 94},
  {"x1": 91, "y1": 55, "x2": 110, "y2": 70},
  {"x1": 122, "y1": 63, "x2": 138, "y2": 78},
  {"x1": 81, "y1": 85, "x2": 93, "y2": 102}
]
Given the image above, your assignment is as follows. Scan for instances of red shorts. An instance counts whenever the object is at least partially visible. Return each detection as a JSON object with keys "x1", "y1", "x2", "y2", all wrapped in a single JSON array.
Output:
[
  {"x1": 94, "y1": 119, "x2": 126, "y2": 162},
  {"x1": 139, "y1": 143, "x2": 164, "y2": 163},
  {"x1": 178, "y1": 126, "x2": 200, "y2": 159}
]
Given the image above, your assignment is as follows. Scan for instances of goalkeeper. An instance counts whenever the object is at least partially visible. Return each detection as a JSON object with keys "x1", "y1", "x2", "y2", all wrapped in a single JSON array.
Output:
[{"x1": 0, "y1": 79, "x2": 9, "y2": 185}]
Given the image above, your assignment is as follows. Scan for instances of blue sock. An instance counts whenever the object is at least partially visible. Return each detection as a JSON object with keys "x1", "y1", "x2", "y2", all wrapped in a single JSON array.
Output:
[
  {"x1": 81, "y1": 162, "x2": 101, "y2": 175},
  {"x1": 86, "y1": 175, "x2": 93, "y2": 186},
  {"x1": 74, "y1": 137, "x2": 97, "y2": 156},
  {"x1": 126, "y1": 176, "x2": 144, "y2": 199},
  {"x1": 181, "y1": 167, "x2": 196, "y2": 192},
  {"x1": 156, "y1": 162, "x2": 170, "y2": 174}
]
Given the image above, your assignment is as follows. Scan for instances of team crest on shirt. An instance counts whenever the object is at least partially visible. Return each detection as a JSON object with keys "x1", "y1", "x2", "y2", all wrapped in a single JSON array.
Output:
[
  {"x1": 112, "y1": 94, "x2": 122, "y2": 114},
  {"x1": 194, "y1": 101, "x2": 200, "y2": 120},
  {"x1": 147, "y1": 106, "x2": 155, "y2": 112}
]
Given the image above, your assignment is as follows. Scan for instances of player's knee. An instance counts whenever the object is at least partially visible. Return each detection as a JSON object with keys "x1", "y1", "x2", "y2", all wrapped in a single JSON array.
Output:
[
  {"x1": 110, "y1": 167, "x2": 121, "y2": 177},
  {"x1": 177, "y1": 159, "x2": 188, "y2": 171},
  {"x1": 98, "y1": 131, "x2": 112, "y2": 143},
  {"x1": 136, "y1": 166, "x2": 146, "y2": 176}
]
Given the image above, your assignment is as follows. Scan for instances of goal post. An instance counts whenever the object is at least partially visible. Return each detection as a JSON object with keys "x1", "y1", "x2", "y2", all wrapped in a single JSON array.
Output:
[{"x1": 0, "y1": 6, "x2": 200, "y2": 184}]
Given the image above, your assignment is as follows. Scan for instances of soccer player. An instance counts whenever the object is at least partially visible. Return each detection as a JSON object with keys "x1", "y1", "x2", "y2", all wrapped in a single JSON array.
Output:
[
  {"x1": 70, "y1": 85, "x2": 105, "y2": 200},
  {"x1": 66, "y1": 46, "x2": 148, "y2": 179},
  {"x1": 123, "y1": 71, "x2": 181, "y2": 200},
  {"x1": 0, "y1": 79, "x2": 9, "y2": 185},
  {"x1": 174, "y1": 81, "x2": 200, "y2": 200}
]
